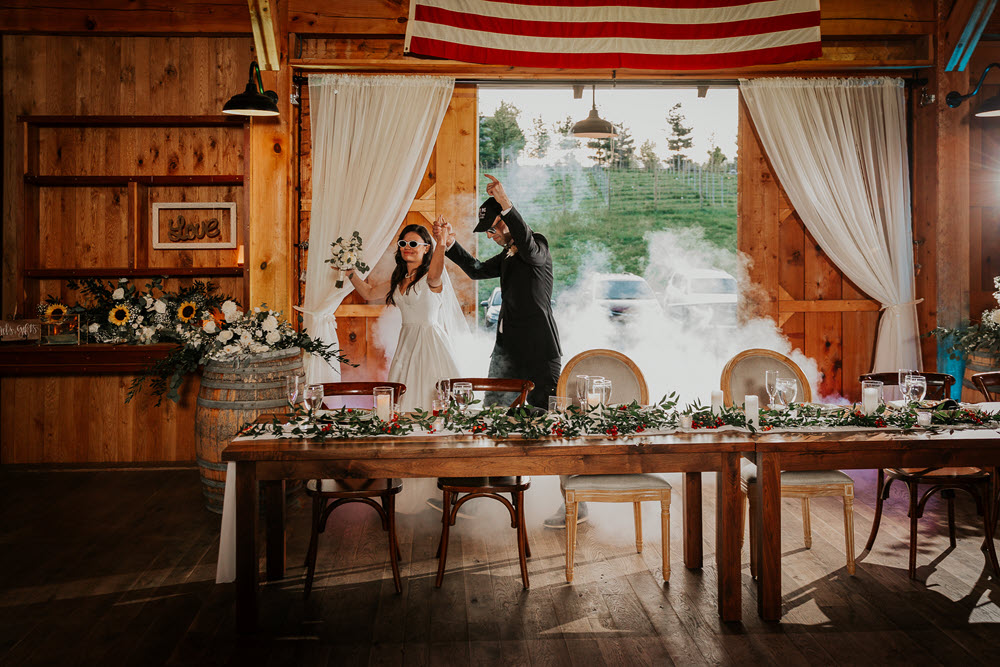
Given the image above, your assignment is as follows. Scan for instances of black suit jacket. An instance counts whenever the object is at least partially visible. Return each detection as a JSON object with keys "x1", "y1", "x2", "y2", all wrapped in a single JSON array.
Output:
[{"x1": 446, "y1": 206, "x2": 562, "y2": 362}]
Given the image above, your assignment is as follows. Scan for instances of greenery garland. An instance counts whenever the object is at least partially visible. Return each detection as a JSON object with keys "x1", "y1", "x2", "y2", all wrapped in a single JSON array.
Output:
[{"x1": 237, "y1": 398, "x2": 1000, "y2": 442}]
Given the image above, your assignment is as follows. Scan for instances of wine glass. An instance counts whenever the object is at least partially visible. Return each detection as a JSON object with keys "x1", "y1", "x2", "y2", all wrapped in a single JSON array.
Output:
[
  {"x1": 452, "y1": 381, "x2": 473, "y2": 413},
  {"x1": 775, "y1": 378, "x2": 797, "y2": 408},
  {"x1": 764, "y1": 370, "x2": 779, "y2": 409},
  {"x1": 285, "y1": 374, "x2": 305, "y2": 409},
  {"x1": 904, "y1": 374, "x2": 927, "y2": 403},
  {"x1": 574, "y1": 375, "x2": 589, "y2": 408},
  {"x1": 435, "y1": 378, "x2": 451, "y2": 403},
  {"x1": 598, "y1": 378, "x2": 613, "y2": 407},
  {"x1": 303, "y1": 384, "x2": 325, "y2": 413},
  {"x1": 897, "y1": 368, "x2": 917, "y2": 388}
]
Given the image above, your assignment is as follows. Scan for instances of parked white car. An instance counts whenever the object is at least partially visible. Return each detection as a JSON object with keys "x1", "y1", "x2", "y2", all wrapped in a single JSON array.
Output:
[
  {"x1": 480, "y1": 286, "x2": 502, "y2": 329},
  {"x1": 661, "y1": 268, "x2": 738, "y2": 328},
  {"x1": 590, "y1": 273, "x2": 661, "y2": 321}
]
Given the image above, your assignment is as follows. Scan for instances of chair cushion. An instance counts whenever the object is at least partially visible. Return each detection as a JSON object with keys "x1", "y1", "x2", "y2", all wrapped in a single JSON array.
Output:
[
  {"x1": 742, "y1": 463, "x2": 853, "y2": 486},
  {"x1": 562, "y1": 473, "x2": 671, "y2": 491}
]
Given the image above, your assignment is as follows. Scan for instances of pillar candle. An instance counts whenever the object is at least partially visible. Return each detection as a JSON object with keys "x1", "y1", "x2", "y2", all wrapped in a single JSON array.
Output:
[
  {"x1": 711, "y1": 390, "x2": 724, "y2": 415},
  {"x1": 861, "y1": 387, "x2": 879, "y2": 415},
  {"x1": 745, "y1": 395, "x2": 759, "y2": 429},
  {"x1": 375, "y1": 393, "x2": 392, "y2": 421},
  {"x1": 917, "y1": 412, "x2": 932, "y2": 427},
  {"x1": 587, "y1": 392, "x2": 601, "y2": 408}
]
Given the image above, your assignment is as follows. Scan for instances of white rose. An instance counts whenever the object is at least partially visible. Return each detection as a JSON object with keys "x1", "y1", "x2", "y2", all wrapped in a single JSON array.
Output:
[
  {"x1": 203, "y1": 320, "x2": 218, "y2": 334},
  {"x1": 141, "y1": 326, "x2": 155, "y2": 340},
  {"x1": 345, "y1": 252, "x2": 357, "y2": 265},
  {"x1": 221, "y1": 300, "x2": 240, "y2": 322},
  {"x1": 240, "y1": 331, "x2": 254, "y2": 345},
  {"x1": 143, "y1": 295, "x2": 153, "y2": 309},
  {"x1": 991, "y1": 310, "x2": 1000, "y2": 326},
  {"x1": 218, "y1": 330, "x2": 233, "y2": 343},
  {"x1": 251, "y1": 342, "x2": 269, "y2": 354},
  {"x1": 89, "y1": 323, "x2": 99, "y2": 333},
  {"x1": 262, "y1": 315, "x2": 278, "y2": 332},
  {"x1": 266, "y1": 330, "x2": 281, "y2": 345},
  {"x1": 112, "y1": 288, "x2": 125, "y2": 300},
  {"x1": 154, "y1": 300, "x2": 167, "y2": 314},
  {"x1": 254, "y1": 306, "x2": 261, "y2": 314}
]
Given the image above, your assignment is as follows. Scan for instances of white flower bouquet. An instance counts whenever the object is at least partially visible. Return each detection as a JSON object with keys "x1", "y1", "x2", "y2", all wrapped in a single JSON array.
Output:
[
  {"x1": 934, "y1": 275, "x2": 1000, "y2": 357},
  {"x1": 325, "y1": 231, "x2": 370, "y2": 288}
]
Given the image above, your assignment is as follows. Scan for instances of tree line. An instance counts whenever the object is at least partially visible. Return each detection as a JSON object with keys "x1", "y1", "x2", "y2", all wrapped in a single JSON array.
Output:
[{"x1": 479, "y1": 101, "x2": 733, "y2": 172}]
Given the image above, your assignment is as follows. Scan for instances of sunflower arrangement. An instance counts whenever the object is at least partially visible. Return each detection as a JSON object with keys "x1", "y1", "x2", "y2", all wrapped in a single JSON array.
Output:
[{"x1": 39, "y1": 277, "x2": 351, "y2": 405}]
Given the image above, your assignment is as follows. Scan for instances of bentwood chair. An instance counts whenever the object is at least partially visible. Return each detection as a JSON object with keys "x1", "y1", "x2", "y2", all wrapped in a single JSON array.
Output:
[
  {"x1": 723, "y1": 349, "x2": 857, "y2": 577},
  {"x1": 303, "y1": 382, "x2": 408, "y2": 596},
  {"x1": 971, "y1": 371, "x2": 1000, "y2": 401},
  {"x1": 860, "y1": 372, "x2": 999, "y2": 578},
  {"x1": 434, "y1": 378, "x2": 534, "y2": 588},
  {"x1": 555, "y1": 349, "x2": 673, "y2": 583}
]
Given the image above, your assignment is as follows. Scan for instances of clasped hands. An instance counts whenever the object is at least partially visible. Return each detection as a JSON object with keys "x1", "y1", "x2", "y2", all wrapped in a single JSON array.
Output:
[{"x1": 432, "y1": 215, "x2": 455, "y2": 248}]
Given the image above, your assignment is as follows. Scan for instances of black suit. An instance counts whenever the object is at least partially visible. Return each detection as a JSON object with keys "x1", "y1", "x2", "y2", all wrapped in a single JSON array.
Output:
[{"x1": 446, "y1": 206, "x2": 562, "y2": 408}]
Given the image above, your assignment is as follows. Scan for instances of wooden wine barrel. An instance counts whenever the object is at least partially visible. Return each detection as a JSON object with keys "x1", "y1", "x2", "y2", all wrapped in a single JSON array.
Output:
[
  {"x1": 961, "y1": 348, "x2": 998, "y2": 403},
  {"x1": 195, "y1": 346, "x2": 302, "y2": 513}
]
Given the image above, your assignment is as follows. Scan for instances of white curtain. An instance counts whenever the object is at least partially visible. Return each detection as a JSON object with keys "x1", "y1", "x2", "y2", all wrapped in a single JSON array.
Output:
[
  {"x1": 302, "y1": 74, "x2": 455, "y2": 382},
  {"x1": 740, "y1": 77, "x2": 921, "y2": 373}
]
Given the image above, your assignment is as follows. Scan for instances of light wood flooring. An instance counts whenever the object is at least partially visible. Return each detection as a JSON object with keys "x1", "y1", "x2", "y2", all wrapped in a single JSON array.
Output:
[{"x1": 1, "y1": 467, "x2": 999, "y2": 666}]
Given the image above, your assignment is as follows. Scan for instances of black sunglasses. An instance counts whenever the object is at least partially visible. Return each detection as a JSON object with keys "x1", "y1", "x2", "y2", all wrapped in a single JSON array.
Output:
[{"x1": 397, "y1": 240, "x2": 430, "y2": 248}]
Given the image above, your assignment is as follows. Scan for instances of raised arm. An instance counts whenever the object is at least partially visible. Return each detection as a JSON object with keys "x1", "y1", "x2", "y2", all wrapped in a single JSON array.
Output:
[
  {"x1": 346, "y1": 269, "x2": 390, "y2": 302},
  {"x1": 426, "y1": 216, "x2": 447, "y2": 293},
  {"x1": 484, "y1": 173, "x2": 545, "y2": 264}
]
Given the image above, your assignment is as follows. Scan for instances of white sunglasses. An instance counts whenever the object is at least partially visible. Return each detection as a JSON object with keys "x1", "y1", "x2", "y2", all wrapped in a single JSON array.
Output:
[{"x1": 397, "y1": 240, "x2": 430, "y2": 248}]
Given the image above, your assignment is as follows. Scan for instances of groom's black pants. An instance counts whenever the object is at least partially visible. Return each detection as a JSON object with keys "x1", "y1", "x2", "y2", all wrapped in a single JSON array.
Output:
[{"x1": 485, "y1": 342, "x2": 561, "y2": 410}]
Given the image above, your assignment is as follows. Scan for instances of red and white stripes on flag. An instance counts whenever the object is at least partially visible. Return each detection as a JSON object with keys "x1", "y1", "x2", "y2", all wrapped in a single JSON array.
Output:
[{"x1": 404, "y1": 0, "x2": 821, "y2": 70}]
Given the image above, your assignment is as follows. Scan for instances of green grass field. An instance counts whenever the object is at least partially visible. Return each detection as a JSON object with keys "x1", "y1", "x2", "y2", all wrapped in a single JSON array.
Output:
[{"x1": 473, "y1": 166, "x2": 737, "y2": 313}]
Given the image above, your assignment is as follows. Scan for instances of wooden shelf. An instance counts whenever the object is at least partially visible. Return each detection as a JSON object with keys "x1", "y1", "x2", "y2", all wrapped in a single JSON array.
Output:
[
  {"x1": 18, "y1": 115, "x2": 245, "y2": 127},
  {"x1": 0, "y1": 343, "x2": 181, "y2": 375},
  {"x1": 25, "y1": 267, "x2": 245, "y2": 279},
  {"x1": 24, "y1": 175, "x2": 244, "y2": 186}
]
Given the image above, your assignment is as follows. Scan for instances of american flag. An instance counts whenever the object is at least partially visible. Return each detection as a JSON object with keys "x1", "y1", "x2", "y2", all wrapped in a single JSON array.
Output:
[{"x1": 404, "y1": 0, "x2": 821, "y2": 70}]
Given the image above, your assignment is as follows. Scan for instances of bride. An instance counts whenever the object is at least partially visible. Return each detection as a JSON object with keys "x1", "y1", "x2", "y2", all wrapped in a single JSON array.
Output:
[{"x1": 346, "y1": 220, "x2": 463, "y2": 411}]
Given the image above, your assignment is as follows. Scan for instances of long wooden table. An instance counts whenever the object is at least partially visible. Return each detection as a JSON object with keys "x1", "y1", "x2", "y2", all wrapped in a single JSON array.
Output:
[
  {"x1": 222, "y1": 430, "x2": 750, "y2": 633},
  {"x1": 751, "y1": 429, "x2": 1000, "y2": 621}
]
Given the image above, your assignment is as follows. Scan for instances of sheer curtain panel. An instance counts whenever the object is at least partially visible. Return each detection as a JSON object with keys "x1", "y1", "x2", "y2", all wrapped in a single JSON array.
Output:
[
  {"x1": 301, "y1": 75, "x2": 454, "y2": 382},
  {"x1": 740, "y1": 77, "x2": 921, "y2": 374}
]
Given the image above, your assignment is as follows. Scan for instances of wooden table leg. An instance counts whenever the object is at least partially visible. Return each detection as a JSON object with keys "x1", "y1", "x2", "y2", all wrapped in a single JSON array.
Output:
[
  {"x1": 755, "y1": 451, "x2": 782, "y2": 620},
  {"x1": 682, "y1": 472, "x2": 703, "y2": 569},
  {"x1": 264, "y1": 480, "x2": 286, "y2": 581},
  {"x1": 716, "y1": 453, "x2": 742, "y2": 622},
  {"x1": 235, "y1": 461, "x2": 259, "y2": 634}
]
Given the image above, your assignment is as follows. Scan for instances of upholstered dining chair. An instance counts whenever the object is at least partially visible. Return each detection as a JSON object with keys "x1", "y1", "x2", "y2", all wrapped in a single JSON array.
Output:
[
  {"x1": 434, "y1": 377, "x2": 534, "y2": 588},
  {"x1": 723, "y1": 349, "x2": 857, "y2": 577},
  {"x1": 555, "y1": 349, "x2": 673, "y2": 583},
  {"x1": 303, "y1": 381, "x2": 407, "y2": 597},
  {"x1": 860, "y1": 372, "x2": 998, "y2": 579}
]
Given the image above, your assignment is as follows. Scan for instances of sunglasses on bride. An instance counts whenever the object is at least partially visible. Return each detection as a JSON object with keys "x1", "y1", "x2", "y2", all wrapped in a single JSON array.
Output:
[{"x1": 397, "y1": 240, "x2": 430, "y2": 248}]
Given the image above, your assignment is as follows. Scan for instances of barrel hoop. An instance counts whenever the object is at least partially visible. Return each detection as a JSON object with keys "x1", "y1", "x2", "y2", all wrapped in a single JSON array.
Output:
[
  {"x1": 196, "y1": 397, "x2": 289, "y2": 410},
  {"x1": 203, "y1": 360, "x2": 304, "y2": 376},
  {"x1": 196, "y1": 457, "x2": 229, "y2": 472},
  {"x1": 200, "y1": 378, "x2": 287, "y2": 390},
  {"x1": 199, "y1": 476, "x2": 228, "y2": 489}
]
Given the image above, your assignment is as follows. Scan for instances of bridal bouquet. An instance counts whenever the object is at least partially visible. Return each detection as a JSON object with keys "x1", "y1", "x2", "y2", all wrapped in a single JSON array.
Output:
[{"x1": 326, "y1": 231, "x2": 370, "y2": 288}]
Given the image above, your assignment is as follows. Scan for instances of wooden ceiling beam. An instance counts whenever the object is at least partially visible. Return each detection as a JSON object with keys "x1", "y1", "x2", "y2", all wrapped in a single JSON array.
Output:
[
  {"x1": 248, "y1": 0, "x2": 281, "y2": 71},
  {"x1": 944, "y1": 0, "x2": 997, "y2": 71}
]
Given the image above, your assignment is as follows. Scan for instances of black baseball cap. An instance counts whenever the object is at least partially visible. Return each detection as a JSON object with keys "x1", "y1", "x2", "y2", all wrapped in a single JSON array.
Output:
[{"x1": 475, "y1": 197, "x2": 504, "y2": 233}]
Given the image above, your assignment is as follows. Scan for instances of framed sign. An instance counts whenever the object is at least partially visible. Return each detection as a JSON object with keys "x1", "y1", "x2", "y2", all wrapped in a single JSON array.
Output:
[
  {"x1": 152, "y1": 202, "x2": 237, "y2": 250},
  {"x1": 0, "y1": 319, "x2": 41, "y2": 343}
]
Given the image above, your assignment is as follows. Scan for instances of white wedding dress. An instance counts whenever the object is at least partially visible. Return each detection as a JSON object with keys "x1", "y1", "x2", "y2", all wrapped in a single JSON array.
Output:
[{"x1": 387, "y1": 277, "x2": 462, "y2": 412}]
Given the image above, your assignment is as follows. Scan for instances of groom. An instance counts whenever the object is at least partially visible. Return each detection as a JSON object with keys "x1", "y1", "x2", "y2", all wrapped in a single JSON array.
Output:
[{"x1": 437, "y1": 174, "x2": 561, "y2": 410}]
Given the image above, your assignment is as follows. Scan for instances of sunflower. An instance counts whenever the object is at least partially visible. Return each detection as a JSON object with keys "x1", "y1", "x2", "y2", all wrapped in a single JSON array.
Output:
[
  {"x1": 44, "y1": 303, "x2": 68, "y2": 322},
  {"x1": 177, "y1": 301, "x2": 198, "y2": 323},
  {"x1": 108, "y1": 304, "x2": 131, "y2": 326}
]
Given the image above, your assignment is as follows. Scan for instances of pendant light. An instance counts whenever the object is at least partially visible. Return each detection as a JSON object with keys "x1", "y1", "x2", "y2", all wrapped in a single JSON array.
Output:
[
  {"x1": 946, "y1": 61, "x2": 1000, "y2": 118},
  {"x1": 571, "y1": 85, "x2": 617, "y2": 138},
  {"x1": 223, "y1": 61, "x2": 279, "y2": 117}
]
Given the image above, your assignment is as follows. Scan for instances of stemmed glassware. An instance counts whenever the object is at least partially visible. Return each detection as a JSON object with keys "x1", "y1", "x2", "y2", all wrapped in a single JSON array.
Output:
[
  {"x1": 598, "y1": 378, "x2": 613, "y2": 407},
  {"x1": 765, "y1": 370, "x2": 779, "y2": 409},
  {"x1": 775, "y1": 378, "x2": 797, "y2": 408},
  {"x1": 903, "y1": 374, "x2": 927, "y2": 404},
  {"x1": 285, "y1": 374, "x2": 305, "y2": 410},
  {"x1": 303, "y1": 384, "x2": 325, "y2": 419},
  {"x1": 451, "y1": 381, "x2": 473, "y2": 414},
  {"x1": 575, "y1": 375, "x2": 589, "y2": 408}
]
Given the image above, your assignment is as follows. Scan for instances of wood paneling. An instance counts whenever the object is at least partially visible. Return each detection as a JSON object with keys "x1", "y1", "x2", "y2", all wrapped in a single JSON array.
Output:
[
  {"x1": 0, "y1": 0, "x2": 251, "y2": 35},
  {"x1": 0, "y1": 374, "x2": 199, "y2": 464}
]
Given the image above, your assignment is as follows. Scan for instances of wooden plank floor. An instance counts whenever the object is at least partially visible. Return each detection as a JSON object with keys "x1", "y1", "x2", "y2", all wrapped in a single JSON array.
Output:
[{"x1": 1, "y1": 468, "x2": 998, "y2": 666}]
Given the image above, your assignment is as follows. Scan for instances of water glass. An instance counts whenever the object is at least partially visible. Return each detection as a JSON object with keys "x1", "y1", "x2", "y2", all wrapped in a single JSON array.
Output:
[
  {"x1": 598, "y1": 379, "x2": 613, "y2": 406},
  {"x1": 285, "y1": 374, "x2": 305, "y2": 408},
  {"x1": 435, "y1": 378, "x2": 451, "y2": 403},
  {"x1": 775, "y1": 377, "x2": 797, "y2": 407},
  {"x1": 904, "y1": 374, "x2": 927, "y2": 403},
  {"x1": 548, "y1": 396, "x2": 570, "y2": 413},
  {"x1": 303, "y1": 384, "x2": 325, "y2": 413},
  {"x1": 374, "y1": 386, "x2": 394, "y2": 421},
  {"x1": 452, "y1": 381, "x2": 473, "y2": 412},
  {"x1": 764, "y1": 370, "x2": 779, "y2": 408},
  {"x1": 585, "y1": 376, "x2": 605, "y2": 408},
  {"x1": 897, "y1": 368, "x2": 918, "y2": 388}
]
